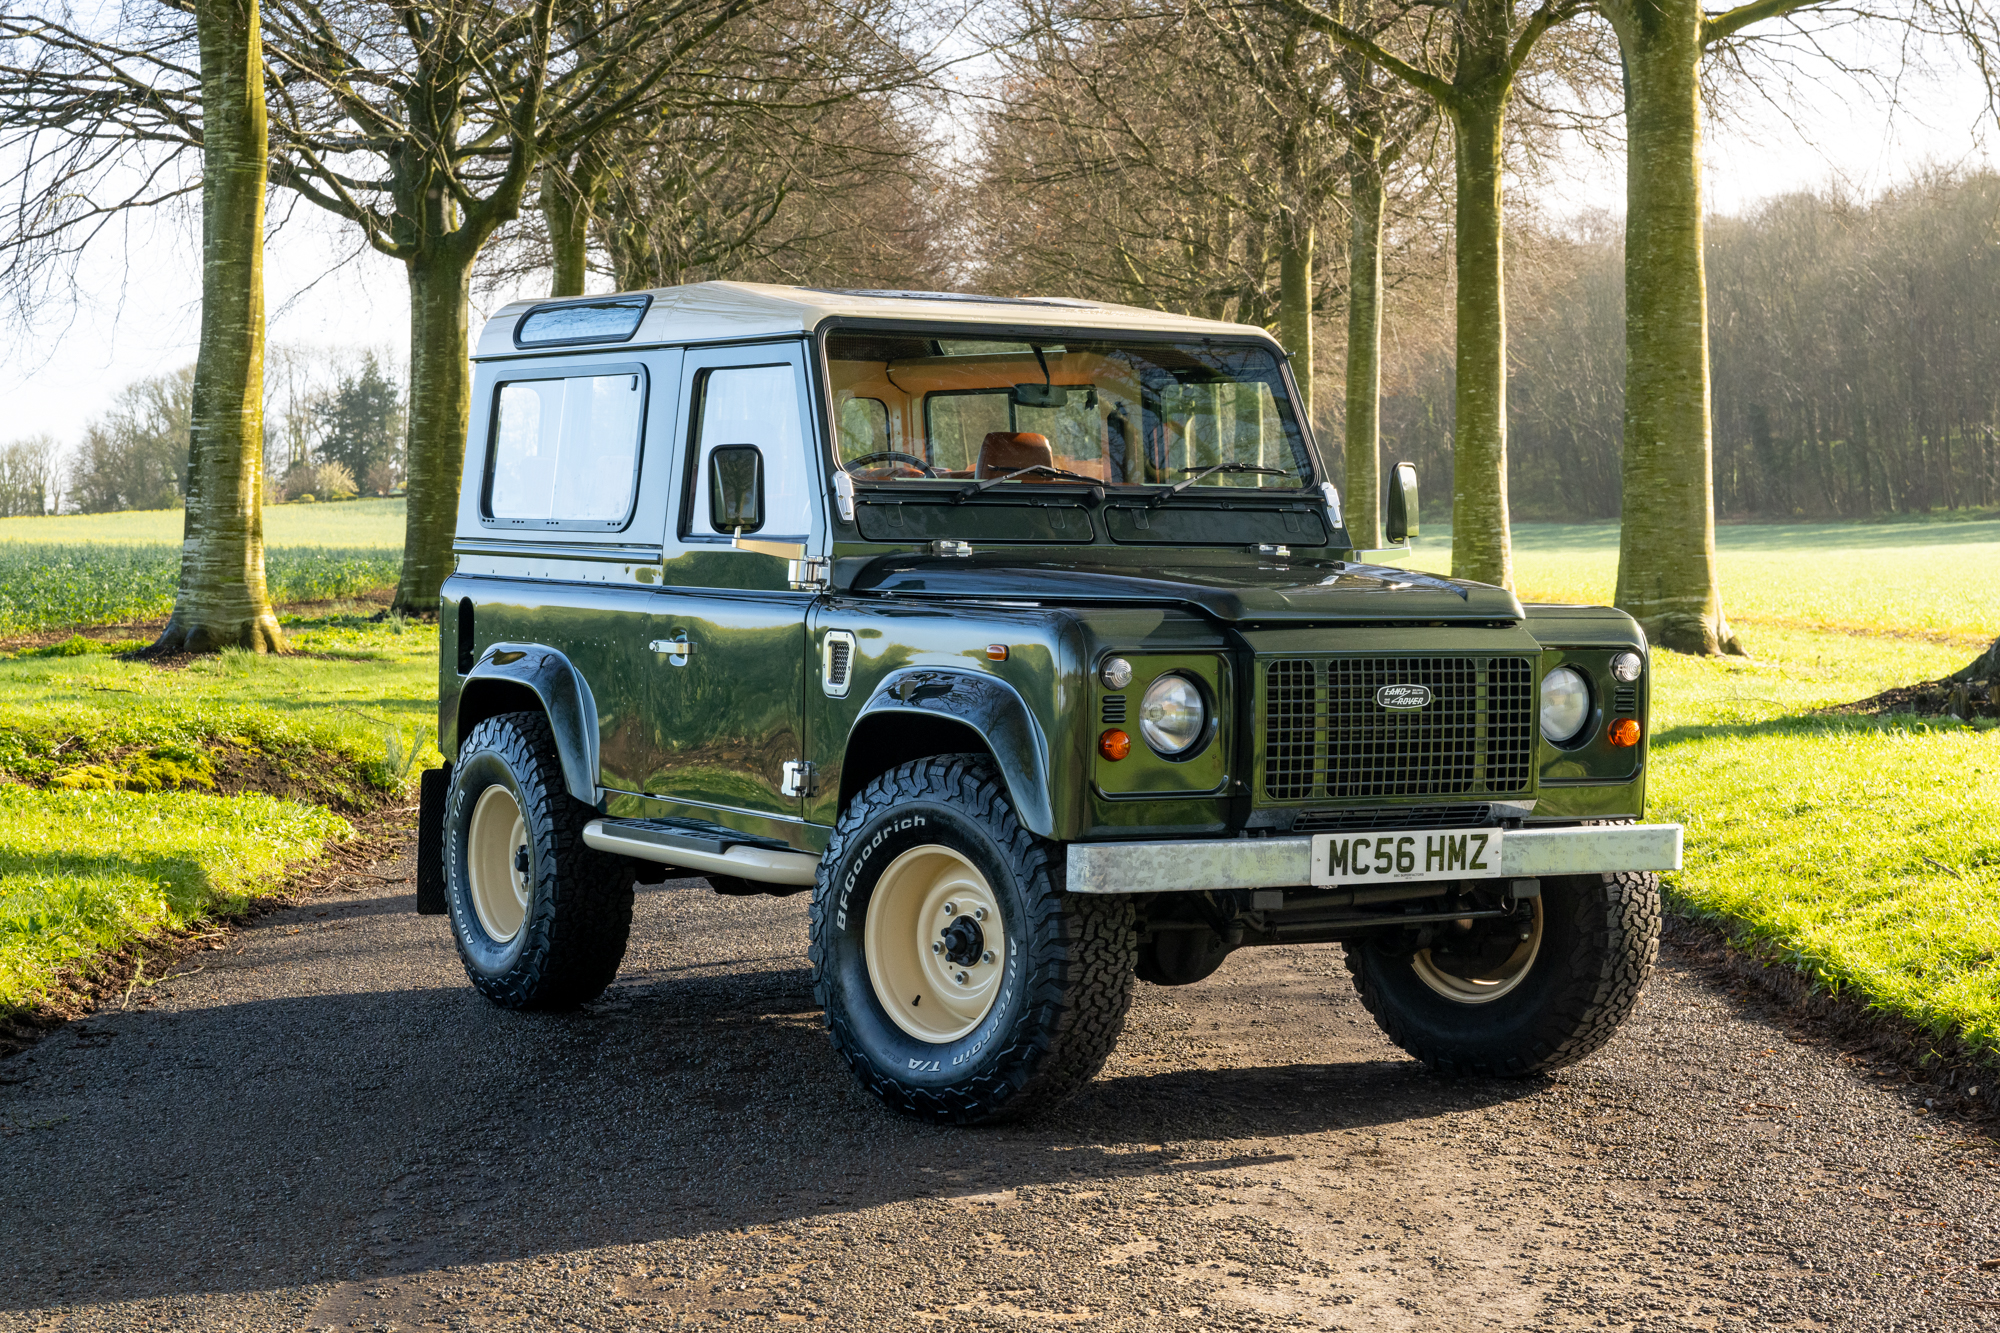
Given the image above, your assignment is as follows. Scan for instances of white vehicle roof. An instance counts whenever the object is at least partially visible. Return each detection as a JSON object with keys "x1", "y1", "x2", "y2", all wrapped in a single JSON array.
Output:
[{"x1": 473, "y1": 281, "x2": 1277, "y2": 360}]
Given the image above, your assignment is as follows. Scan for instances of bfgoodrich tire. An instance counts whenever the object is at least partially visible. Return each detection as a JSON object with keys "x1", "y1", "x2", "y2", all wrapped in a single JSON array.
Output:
[
  {"x1": 445, "y1": 711, "x2": 635, "y2": 1009},
  {"x1": 1345, "y1": 871, "x2": 1661, "y2": 1077},
  {"x1": 809, "y1": 755, "x2": 1136, "y2": 1125}
]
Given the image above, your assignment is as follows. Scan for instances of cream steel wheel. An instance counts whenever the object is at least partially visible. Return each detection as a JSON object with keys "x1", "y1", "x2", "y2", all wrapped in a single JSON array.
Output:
[
  {"x1": 1410, "y1": 897, "x2": 1543, "y2": 1005},
  {"x1": 466, "y1": 783, "x2": 531, "y2": 944},
  {"x1": 864, "y1": 844, "x2": 1010, "y2": 1042}
]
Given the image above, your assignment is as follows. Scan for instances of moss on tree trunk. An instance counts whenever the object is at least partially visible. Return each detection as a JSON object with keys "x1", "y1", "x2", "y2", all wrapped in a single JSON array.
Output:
[
  {"x1": 1345, "y1": 142, "x2": 1385, "y2": 549},
  {"x1": 1278, "y1": 221, "x2": 1315, "y2": 420},
  {"x1": 1607, "y1": 0, "x2": 1746, "y2": 655},
  {"x1": 155, "y1": 0, "x2": 284, "y2": 655},
  {"x1": 395, "y1": 252, "x2": 474, "y2": 614},
  {"x1": 1449, "y1": 92, "x2": 1512, "y2": 589}
]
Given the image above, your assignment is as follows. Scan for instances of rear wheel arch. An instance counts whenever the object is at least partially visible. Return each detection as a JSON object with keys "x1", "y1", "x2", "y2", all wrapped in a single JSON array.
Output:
[{"x1": 445, "y1": 645, "x2": 600, "y2": 805}]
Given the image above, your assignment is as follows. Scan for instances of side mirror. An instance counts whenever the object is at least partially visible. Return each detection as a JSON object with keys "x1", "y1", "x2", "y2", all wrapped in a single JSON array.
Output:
[
  {"x1": 708, "y1": 444, "x2": 765, "y2": 533},
  {"x1": 1384, "y1": 461, "x2": 1419, "y2": 543}
]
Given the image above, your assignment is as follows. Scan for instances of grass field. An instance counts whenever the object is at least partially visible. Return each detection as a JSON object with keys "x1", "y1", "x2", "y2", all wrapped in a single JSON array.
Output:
[
  {"x1": 1400, "y1": 517, "x2": 1998, "y2": 646},
  {"x1": 0, "y1": 497, "x2": 408, "y2": 548},
  {"x1": 0, "y1": 613, "x2": 440, "y2": 1009},
  {"x1": 0, "y1": 499, "x2": 407, "y2": 636}
]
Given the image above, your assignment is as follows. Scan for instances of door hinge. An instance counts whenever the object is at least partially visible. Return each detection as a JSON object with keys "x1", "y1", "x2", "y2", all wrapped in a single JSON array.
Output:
[
  {"x1": 781, "y1": 760, "x2": 819, "y2": 798},
  {"x1": 788, "y1": 557, "x2": 830, "y2": 592}
]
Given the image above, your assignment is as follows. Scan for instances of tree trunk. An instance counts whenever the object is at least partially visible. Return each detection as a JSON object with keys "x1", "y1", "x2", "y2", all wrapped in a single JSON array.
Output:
[
  {"x1": 155, "y1": 0, "x2": 284, "y2": 654},
  {"x1": 395, "y1": 249, "x2": 474, "y2": 614},
  {"x1": 542, "y1": 161, "x2": 590, "y2": 298},
  {"x1": 1278, "y1": 220, "x2": 1315, "y2": 422},
  {"x1": 1608, "y1": 0, "x2": 1746, "y2": 655},
  {"x1": 1448, "y1": 93, "x2": 1512, "y2": 588},
  {"x1": 1345, "y1": 145, "x2": 1385, "y2": 549}
]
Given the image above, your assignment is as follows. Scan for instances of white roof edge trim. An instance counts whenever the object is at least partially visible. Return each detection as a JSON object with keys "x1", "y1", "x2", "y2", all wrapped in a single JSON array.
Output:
[{"x1": 472, "y1": 280, "x2": 1277, "y2": 360}]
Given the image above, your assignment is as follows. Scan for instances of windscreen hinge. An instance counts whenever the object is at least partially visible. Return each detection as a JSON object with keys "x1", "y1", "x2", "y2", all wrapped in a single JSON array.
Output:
[{"x1": 788, "y1": 558, "x2": 830, "y2": 592}]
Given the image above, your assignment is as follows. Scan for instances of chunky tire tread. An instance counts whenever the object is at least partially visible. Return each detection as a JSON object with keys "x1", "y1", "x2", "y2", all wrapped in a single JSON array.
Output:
[
  {"x1": 1346, "y1": 871, "x2": 1661, "y2": 1078},
  {"x1": 808, "y1": 754, "x2": 1136, "y2": 1125},
  {"x1": 449, "y1": 711, "x2": 635, "y2": 1010}
]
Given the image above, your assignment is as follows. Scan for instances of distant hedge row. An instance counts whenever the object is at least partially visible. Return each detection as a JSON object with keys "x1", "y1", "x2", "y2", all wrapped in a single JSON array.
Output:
[{"x1": 0, "y1": 544, "x2": 401, "y2": 635}]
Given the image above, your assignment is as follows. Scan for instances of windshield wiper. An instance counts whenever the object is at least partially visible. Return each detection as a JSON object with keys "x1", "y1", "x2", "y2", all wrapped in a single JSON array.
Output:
[
  {"x1": 1150, "y1": 462, "x2": 1292, "y2": 505},
  {"x1": 953, "y1": 463, "x2": 1098, "y2": 502}
]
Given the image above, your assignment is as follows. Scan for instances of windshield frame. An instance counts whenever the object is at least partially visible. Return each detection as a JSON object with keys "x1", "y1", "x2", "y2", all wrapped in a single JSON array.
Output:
[{"x1": 813, "y1": 317, "x2": 1326, "y2": 502}]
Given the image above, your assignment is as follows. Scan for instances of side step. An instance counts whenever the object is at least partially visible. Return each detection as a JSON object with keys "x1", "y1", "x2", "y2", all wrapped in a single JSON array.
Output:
[{"x1": 581, "y1": 818, "x2": 821, "y2": 888}]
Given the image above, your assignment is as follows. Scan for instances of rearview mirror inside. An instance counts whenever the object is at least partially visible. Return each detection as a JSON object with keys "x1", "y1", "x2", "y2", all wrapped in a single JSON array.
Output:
[
  {"x1": 1012, "y1": 384, "x2": 1069, "y2": 408},
  {"x1": 708, "y1": 444, "x2": 765, "y2": 533}
]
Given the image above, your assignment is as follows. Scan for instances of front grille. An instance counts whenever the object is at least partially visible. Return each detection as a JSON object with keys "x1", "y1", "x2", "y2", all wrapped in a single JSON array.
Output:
[{"x1": 1261, "y1": 656, "x2": 1534, "y2": 801}]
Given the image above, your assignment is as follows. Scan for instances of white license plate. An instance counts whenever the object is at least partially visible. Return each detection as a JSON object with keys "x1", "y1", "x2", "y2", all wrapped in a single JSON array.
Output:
[{"x1": 1310, "y1": 828, "x2": 1504, "y2": 886}]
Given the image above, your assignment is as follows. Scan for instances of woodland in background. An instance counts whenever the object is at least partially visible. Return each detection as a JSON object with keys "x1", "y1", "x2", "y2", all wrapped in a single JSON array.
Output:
[{"x1": 1382, "y1": 170, "x2": 2000, "y2": 521}]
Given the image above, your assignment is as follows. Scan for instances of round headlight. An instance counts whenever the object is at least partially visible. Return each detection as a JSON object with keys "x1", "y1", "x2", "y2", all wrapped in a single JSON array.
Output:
[
  {"x1": 1611, "y1": 651, "x2": 1643, "y2": 683},
  {"x1": 1139, "y1": 674, "x2": 1206, "y2": 755},
  {"x1": 1540, "y1": 666, "x2": 1591, "y2": 744},
  {"x1": 1100, "y1": 656, "x2": 1133, "y2": 689}
]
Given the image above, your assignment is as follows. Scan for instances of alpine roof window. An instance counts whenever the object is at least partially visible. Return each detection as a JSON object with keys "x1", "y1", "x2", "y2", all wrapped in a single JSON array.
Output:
[{"x1": 514, "y1": 296, "x2": 651, "y2": 348}]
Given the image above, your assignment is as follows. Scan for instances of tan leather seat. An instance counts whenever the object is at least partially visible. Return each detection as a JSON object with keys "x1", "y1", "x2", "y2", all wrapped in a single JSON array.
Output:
[{"x1": 976, "y1": 431, "x2": 1054, "y2": 479}]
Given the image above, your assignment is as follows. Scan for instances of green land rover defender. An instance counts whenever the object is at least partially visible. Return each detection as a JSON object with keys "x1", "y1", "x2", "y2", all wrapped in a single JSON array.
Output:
[{"x1": 414, "y1": 283, "x2": 1682, "y2": 1124}]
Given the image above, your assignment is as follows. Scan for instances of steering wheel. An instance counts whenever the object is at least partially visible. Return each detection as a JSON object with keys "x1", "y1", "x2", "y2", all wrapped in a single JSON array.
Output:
[{"x1": 845, "y1": 451, "x2": 936, "y2": 478}]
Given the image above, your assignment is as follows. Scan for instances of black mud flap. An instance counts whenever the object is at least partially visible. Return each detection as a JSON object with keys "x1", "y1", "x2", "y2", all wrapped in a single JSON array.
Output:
[{"x1": 416, "y1": 763, "x2": 451, "y2": 914}]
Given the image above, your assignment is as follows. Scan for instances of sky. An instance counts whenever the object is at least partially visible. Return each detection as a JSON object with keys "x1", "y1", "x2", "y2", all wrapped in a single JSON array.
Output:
[{"x1": 3, "y1": 26, "x2": 1992, "y2": 451}]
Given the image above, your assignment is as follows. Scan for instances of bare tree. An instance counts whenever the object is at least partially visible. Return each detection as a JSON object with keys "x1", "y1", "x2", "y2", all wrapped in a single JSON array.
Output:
[{"x1": 1277, "y1": 0, "x2": 1601, "y2": 589}]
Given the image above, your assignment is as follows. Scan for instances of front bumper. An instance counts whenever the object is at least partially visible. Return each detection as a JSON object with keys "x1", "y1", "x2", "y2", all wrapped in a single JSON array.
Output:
[{"x1": 1065, "y1": 823, "x2": 1683, "y2": 895}]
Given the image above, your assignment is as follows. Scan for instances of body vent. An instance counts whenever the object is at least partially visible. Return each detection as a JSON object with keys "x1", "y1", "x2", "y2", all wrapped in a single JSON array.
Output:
[
  {"x1": 1613, "y1": 685, "x2": 1637, "y2": 715},
  {"x1": 821, "y1": 631, "x2": 856, "y2": 699},
  {"x1": 1260, "y1": 656, "x2": 1534, "y2": 802},
  {"x1": 1101, "y1": 695, "x2": 1127, "y2": 724}
]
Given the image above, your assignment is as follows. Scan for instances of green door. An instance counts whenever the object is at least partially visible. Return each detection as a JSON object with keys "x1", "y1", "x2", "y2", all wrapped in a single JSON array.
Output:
[{"x1": 643, "y1": 344, "x2": 822, "y2": 843}]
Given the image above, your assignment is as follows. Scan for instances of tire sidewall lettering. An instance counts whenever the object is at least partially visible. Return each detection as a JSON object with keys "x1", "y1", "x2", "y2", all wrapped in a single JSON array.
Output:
[{"x1": 823, "y1": 802, "x2": 1022, "y2": 1087}]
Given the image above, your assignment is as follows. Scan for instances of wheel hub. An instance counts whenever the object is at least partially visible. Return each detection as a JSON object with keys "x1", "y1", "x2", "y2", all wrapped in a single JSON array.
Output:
[
  {"x1": 1410, "y1": 897, "x2": 1543, "y2": 1005},
  {"x1": 466, "y1": 784, "x2": 531, "y2": 944},
  {"x1": 940, "y1": 915, "x2": 985, "y2": 966},
  {"x1": 863, "y1": 844, "x2": 1009, "y2": 1043}
]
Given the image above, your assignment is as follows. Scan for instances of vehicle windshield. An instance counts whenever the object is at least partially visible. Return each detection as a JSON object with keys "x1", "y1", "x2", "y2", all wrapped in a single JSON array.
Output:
[{"x1": 824, "y1": 332, "x2": 1313, "y2": 492}]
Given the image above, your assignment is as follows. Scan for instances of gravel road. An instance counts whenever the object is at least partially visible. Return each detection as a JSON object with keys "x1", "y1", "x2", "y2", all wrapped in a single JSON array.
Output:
[{"x1": 3, "y1": 836, "x2": 1997, "y2": 1332}]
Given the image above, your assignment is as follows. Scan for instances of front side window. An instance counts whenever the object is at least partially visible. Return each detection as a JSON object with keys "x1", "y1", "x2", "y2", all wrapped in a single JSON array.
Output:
[
  {"x1": 825, "y1": 332, "x2": 1312, "y2": 490},
  {"x1": 688, "y1": 363, "x2": 812, "y2": 539},
  {"x1": 486, "y1": 368, "x2": 645, "y2": 525}
]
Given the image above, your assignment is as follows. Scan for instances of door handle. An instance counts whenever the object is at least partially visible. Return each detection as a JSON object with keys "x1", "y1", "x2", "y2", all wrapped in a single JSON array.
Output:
[{"x1": 649, "y1": 637, "x2": 694, "y2": 663}]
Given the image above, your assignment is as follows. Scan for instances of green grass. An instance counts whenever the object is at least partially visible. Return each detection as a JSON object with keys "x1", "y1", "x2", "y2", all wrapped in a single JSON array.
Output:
[
  {"x1": 1399, "y1": 517, "x2": 1999, "y2": 645},
  {"x1": 0, "y1": 545, "x2": 404, "y2": 636},
  {"x1": 0, "y1": 787, "x2": 347, "y2": 1007},
  {"x1": 0, "y1": 499, "x2": 408, "y2": 635},
  {"x1": 0, "y1": 497, "x2": 407, "y2": 548},
  {"x1": 0, "y1": 612, "x2": 440, "y2": 1009},
  {"x1": 1644, "y1": 629, "x2": 2000, "y2": 1060}
]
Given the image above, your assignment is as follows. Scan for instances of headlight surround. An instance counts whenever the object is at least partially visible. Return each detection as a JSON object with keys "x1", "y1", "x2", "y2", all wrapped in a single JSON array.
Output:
[
  {"x1": 1540, "y1": 666, "x2": 1592, "y2": 744},
  {"x1": 1139, "y1": 673, "x2": 1207, "y2": 756}
]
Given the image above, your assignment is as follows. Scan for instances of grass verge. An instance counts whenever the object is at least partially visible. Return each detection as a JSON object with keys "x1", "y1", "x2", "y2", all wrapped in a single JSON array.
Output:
[
  {"x1": 0, "y1": 610, "x2": 440, "y2": 1014},
  {"x1": 1648, "y1": 623, "x2": 2000, "y2": 1071}
]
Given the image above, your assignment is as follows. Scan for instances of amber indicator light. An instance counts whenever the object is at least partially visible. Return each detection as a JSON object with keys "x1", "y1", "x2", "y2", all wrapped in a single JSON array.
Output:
[
  {"x1": 1099, "y1": 729, "x2": 1131, "y2": 760},
  {"x1": 1608, "y1": 718, "x2": 1642, "y2": 748},
  {"x1": 986, "y1": 644, "x2": 1009, "y2": 661}
]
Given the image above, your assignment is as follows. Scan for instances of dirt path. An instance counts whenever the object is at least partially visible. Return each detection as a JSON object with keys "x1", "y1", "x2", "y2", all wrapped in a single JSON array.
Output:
[{"x1": 3, "y1": 838, "x2": 1997, "y2": 1332}]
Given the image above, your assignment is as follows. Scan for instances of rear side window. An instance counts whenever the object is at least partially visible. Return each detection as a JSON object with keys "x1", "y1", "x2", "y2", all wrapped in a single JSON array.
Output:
[{"x1": 484, "y1": 366, "x2": 647, "y2": 528}]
